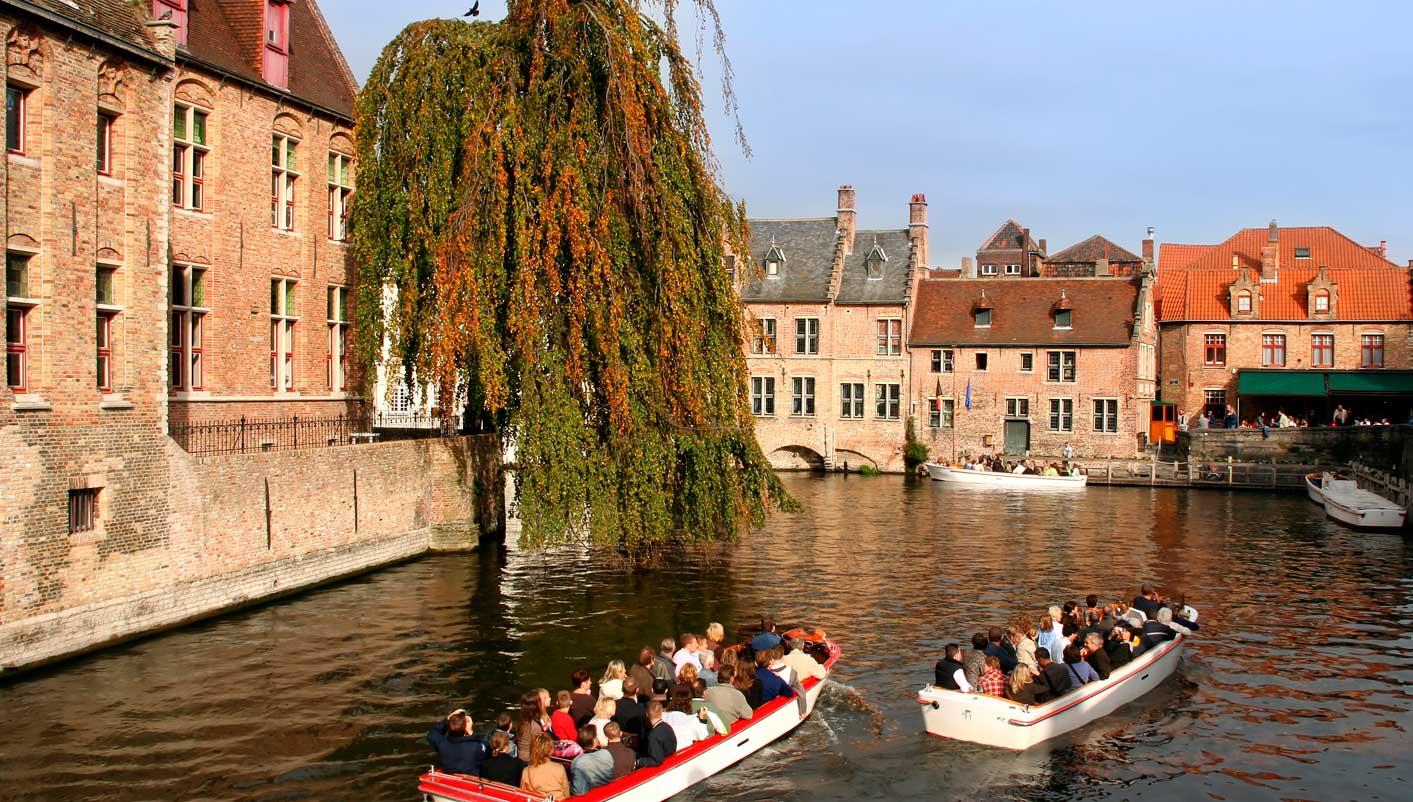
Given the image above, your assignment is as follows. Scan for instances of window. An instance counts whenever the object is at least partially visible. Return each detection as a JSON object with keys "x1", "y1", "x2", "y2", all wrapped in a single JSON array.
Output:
[
  {"x1": 1295, "y1": 247, "x2": 1311, "y2": 259},
  {"x1": 270, "y1": 278, "x2": 297, "y2": 389},
  {"x1": 1361, "y1": 334, "x2": 1384, "y2": 368},
  {"x1": 1004, "y1": 263, "x2": 1021, "y2": 276},
  {"x1": 1311, "y1": 333, "x2": 1334, "y2": 368},
  {"x1": 7, "y1": 84, "x2": 27, "y2": 154},
  {"x1": 794, "y1": 317, "x2": 819, "y2": 355},
  {"x1": 1262, "y1": 334, "x2": 1286, "y2": 367},
  {"x1": 875, "y1": 383, "x2": 900, "y2": 419},
  {"x1": 1235, "y1": 292, "x2": 1251, "y2": 313},
  {"x1": 750, "y1": 376, "x2": 774, "y2": 416},
  {"x1": 975, "y1": 308, "x2": 992, "y2": 327},
  {"x1": 152, "y1": 0, "x2": 188, "y2": 45},
  {"x1": 1313, "y1": 291, "x2": 1330, "y2": 313},
  {"x1": 876, "y1": 319, "x2": 901, "y2": 356},
  {"x1": 172, "y1": 103, "x2": 209, "y2": 211},
  {"x1": 1006, "y1": 397, "x2": 1029, "y2": 417},
  {"x1": 791, "y1": 376, "x2": 815, "y2": 416},
  {"x1": 272, "y1": 134, "x2": 299, "y2": 230},
  {"x1": 1054, "y1": 309, "x2": 1072, "y2": 329},
  {"x1": 6, "y1": 253, "x2": 33, "y2": 392},
  {"x1": 68, "y1": 488, "x2": 99, "y2": 534},
  {"x1": 1204, "y1": 389, "x2": 1226, "y2": 418},
  {"x1": 263, "y1": 0, "x2": 291, "y2": 88},
  {"x1": 723, "y1": 254, "x2": 736, "y2": 281},
  {"x1": 327, "y1": 286, "x2": 350, "y2": 391},
  {"x1": 1092, "y1": 398, "x2": 1119, "y2": 433},
  {"x1": 1020, "y1": 352, "x2": 1034, "y2": 372},
  {"x1": 980, "y1": 263, "x2": 998, "y2": 276},
  {"x1": 96, "y1": 266, "x2": 119, "y2": 392},
  {"x1": 1048, "y1": 398, "x2": 1074, "y2": 431},
  {"x1": 1046, "y1": 350, "x2": 1076, "y2": 382},
  {"x1": 97, "y1": 112, "x2": 116, "y2": 175},
  {"x1": 840, "y1": 382, "x2": 864, "y2": 418},
  {"x1": 1203, "y1": 334, "x2": 1226, "y2": 367},
  {"x1": 974, "y1": 352, "x2": 988, "y2": 371},
  {"x1": 327, "y1": 151, "x2": 353, "y2": 240},
  {"x1": 929, "y1": 397, "x2": 954, "y2": 428},
  {"x1": 751, "y1": 318, "x2": 776, "y2": 354},
  {"x1": 930, "y1": 348, "x2": 953, "y2": 373},
  {"x1": 169, "y1": 264, "x2": 207, "y2": 390},
  {"x1": 765, "y1": 258, "x2": 780, "y2": 277},
  {"x1": 389, "y1": 380, "x2": 413, "y2": 413}
]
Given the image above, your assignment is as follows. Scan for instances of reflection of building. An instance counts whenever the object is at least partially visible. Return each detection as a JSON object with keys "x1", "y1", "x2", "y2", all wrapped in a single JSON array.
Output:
[
  {"x1": 735, "y1": 186, "x2": 927, "y2": 472},
  {"x1": 1157, "y1": 222, "x2": 1413, "y2": 422}
]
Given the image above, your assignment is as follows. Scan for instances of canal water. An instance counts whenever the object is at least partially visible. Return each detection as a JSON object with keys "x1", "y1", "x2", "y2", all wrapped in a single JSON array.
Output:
[{"x1": 2, "y1": 475, "x2": 1411, "y2": 801}]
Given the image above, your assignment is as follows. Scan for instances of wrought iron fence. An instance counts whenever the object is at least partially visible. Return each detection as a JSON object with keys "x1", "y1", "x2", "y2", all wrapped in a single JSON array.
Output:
[{"x1": 170, "y1": 413, "x2": 455, "y2": 456}]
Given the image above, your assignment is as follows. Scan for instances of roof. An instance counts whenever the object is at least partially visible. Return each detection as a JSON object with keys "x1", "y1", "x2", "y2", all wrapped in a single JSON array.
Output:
[
  {"x1": 183, "y1": 0, "x2": 357, "y2": 118},
  {"x1": 909, "y1": 277, "x2": 1140, "y2": 347},
  {"x1": 979, "y1": 220, "x2": 1039, "y2": 252},
  {"x1": 1046, "y1": 235, "x2": 1142, "y2": 264},
  {"x1": 835, "y1": 229, "x2": 912, "y2": 304},
  {"x1": 3, "y1": 0, "x2": 164, "y2": 60},
  {"x1": 741, "y1": 219, "x2": 839, "y2": 303},
  {"x1": 1156, "y1": 226, "x2": 1412, "y2": 321}
]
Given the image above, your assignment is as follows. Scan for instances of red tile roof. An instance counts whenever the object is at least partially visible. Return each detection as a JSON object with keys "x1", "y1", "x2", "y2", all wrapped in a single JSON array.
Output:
[
  {"x1": 1047, "y1": 235, "x2": 1142, "y2": 265},
  {"x1": 15, "y1": 0, "x2": 163, "y2": 59},
  {"x1": 979, "y1": 219, "x2": 1040, "y2": 252},
  {"x1": 1157, "y1": 226, "x2": 1412, "y2": 321},
  {"x1": 909, "y1": 277, "x2": 1140, "y2": 347}
]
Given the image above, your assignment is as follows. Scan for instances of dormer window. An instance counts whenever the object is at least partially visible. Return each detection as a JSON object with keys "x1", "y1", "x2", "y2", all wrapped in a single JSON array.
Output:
[
  {"x1": 1314, "y1": 291, "x2": 1330, "y2": 313},
  {"x1": 1236, "y1": 291, "x2": 1252, "y2": 313},
  {"x1": 864, "y1": 241, "x2": 887, "y2": 280},
  {"x1": 975, "y1": 308, "x2": 992, "y2": 328},
  {"x1": 153, "y1": 0, "x2": 189, "y2": 46},
  {"x1": 1295, "y1": 247, "x2": 1311, "y2": 259},
  {"x1": 764, "y1": 244, "x2": 784, "y2": 278},
  {"x1": 1054, "y1": 309, "x2": 1072, "y2": 329},
  {"x1": 263, "y1": 1, "x2": 291, "y2": 89}
]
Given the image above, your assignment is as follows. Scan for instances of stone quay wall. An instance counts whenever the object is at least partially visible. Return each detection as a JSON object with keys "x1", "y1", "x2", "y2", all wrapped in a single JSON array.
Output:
[
  {"x1": 1179, "y1": 425, "x2": 1413, "y2": 471},
  {"x1": 0, "y1": 435, "x2": 503, "y2": 675}
]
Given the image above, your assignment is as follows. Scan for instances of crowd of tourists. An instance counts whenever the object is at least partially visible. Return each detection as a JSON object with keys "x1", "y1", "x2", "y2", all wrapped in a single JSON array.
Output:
[
  {"x1": 1185, "y1": 403, "x2": 1401, "y2": 432},
  {"x1": 961, "y1": 453, "x2": 1085, "y2": 477},
  {"x1": 932, "y1": 586, "x2": 1198, "y2": 705},
  {"x1": 426, "y1": 619, "x2": 828, "y2": 797}
]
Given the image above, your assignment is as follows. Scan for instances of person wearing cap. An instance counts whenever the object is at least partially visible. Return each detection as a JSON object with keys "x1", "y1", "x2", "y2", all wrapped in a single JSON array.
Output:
[
  {"x1": 750, "y1": 617, "x2": 782, "y2": 654},
  {"x1": 427, "y1": 708, "x2": 490, "y2": 776}
]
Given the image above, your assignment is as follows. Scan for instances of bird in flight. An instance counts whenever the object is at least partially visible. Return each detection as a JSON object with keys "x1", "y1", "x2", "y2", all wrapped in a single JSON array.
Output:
[{"x1": 465, "y1": 2, "x2": 480, "y2": 17}]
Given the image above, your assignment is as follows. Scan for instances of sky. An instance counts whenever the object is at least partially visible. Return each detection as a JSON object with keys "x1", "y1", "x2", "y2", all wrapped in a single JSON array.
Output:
[{"x1": 323, "y1": 1, "x2": 1413, "y2": 267}]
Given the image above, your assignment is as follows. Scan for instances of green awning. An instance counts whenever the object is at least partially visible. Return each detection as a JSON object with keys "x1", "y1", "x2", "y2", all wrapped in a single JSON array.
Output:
[
  {"x1": 1327, "y1": 373, "x2": 1413, "y2": 394},
  {"x1": 1237, "y1": 371, "x2": 1327, "y2": 396}
]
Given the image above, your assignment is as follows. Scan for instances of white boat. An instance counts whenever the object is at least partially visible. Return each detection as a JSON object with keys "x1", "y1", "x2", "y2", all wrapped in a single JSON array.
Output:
[
  {"x1": 419, "y1": 633, "x2": 840, "y2": 802},
  {"x1": 1319, "y1": 476, "x2": 1406, "y2": 529},
  {"x1": 916, "y1": 634, "x2": 1184, "y2": 750},
  {"x1": 925, "y1": 463, "x2": 1087, "y2": 488},
  {"x1": 1304, "y1": 471, "x2": 1351, "y2": 504}
]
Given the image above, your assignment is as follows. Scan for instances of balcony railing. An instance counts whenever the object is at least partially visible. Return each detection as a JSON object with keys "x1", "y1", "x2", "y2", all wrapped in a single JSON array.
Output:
[{"x1": 170, "y1": 413, "x2": 455, "y2": 456}]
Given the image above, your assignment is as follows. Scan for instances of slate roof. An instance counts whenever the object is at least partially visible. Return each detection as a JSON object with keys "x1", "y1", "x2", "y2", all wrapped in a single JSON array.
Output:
[
  {"x1": 741, "y1": 218, "x2": 839, "y2": 303},
  {"x1": 1046, "y1": 234, "x2": 1143, "y2": 264},
  {"x1": 836, "y1": 229, "x2": 912, "y2": 305},
  {"x1": 1156, "y1": 226, "x2": 1412, "y2": 321},
  {"x1": 980, "y1": 219, "x2": 1040, "y2": 252},
  {"x1": 4, "y1": 0, "x2": 164, "y2": 60},
  {"x1": 910, "y1": 277, "x2": 1140, "y2": 347}
]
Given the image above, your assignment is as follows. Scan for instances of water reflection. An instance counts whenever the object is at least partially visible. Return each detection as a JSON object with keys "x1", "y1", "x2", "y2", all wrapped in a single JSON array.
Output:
[{"x1": 0, "y1": 475, "x2": 1409, "y2": 801}]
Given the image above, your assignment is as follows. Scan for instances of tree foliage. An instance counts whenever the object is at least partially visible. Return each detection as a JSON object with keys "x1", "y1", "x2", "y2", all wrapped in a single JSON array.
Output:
[{"x1": 354, "y1": 1, "x2": 793, "y2": 549}]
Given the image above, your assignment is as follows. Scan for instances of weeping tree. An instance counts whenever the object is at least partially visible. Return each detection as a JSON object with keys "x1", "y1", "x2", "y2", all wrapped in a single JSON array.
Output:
[{"x1": 353, "y1": 1, "x2": 792, "y2": 549}]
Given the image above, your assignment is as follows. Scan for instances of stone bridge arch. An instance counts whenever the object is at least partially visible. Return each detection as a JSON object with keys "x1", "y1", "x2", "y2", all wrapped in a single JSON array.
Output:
[{"x1": 768, "y1": 445, "x2": 825, "y2": 472}]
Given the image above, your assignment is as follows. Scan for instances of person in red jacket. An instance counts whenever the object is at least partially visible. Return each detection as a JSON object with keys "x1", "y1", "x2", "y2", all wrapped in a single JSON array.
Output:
[{"x1": 550, "y1": 690, "x2": 579, "y2": 742}]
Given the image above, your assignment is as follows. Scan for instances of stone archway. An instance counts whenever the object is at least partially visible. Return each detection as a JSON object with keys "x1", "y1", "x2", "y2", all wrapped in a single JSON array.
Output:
[
  {"x1": 833, "y1": 449, "x2": 878, "y2": 472},
  {"x1": 768, "y1": 445, "x2": 826, "y2": 472}
]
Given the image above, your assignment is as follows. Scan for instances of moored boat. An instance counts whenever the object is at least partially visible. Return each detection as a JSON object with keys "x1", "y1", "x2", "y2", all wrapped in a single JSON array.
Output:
[
  {"x1": 917, "y1": 631, "x2": 1186, "y2": 750},
  {"x1": 419, "y1": 632, "x2": 840, "y2": 802},
  {"x1": 925, "y1": 463, "x2": 1087, "y2": 488},
  {"x1": 1319, "y1": 477, "x2": 1406, "y2": 529},
  {"x1": 1305, "y1": 471, "x2": 1351, "y2": 504}
]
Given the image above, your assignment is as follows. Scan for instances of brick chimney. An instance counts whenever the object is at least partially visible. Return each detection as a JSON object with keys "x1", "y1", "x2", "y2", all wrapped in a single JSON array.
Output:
[
  {"x1": 145, "y1": 18, "x2": 180, "y2": 60},
  {"x1": 908, "y1": 193, "x2": 929, "y2": 268},
  {"x1": 1260, "y1": 219, "x2": 1279, "y2": 283},
  {"x1": 1379, "y1": 240, "x2": 1388, "y2": 259},
  {"x1": 1022, "y1": 227, "x2": 1033, "y2": 275},
  {"x1": 1038, "y1": 238, "x2": 1047, "y2": 255},
  {"x1": 962, "y1": 256, "x2": 975, "y2": 278},
  {"x1": 837, "y1": 185, "x2": 857, "y2": 255},
  {"x1": 1142, "y1": 226, "x2": 1155, "y2": 263}
]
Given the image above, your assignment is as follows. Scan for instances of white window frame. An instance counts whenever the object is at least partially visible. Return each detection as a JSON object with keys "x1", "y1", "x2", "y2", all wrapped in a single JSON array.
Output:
[
  {"x1": 795, "y1": 317, "x2": 819, "y2": 355},
  {"x1": 931, "y1": 348, "x2": 953, "y2": 373},
  {"x1": 875, "y1": 382, "x2": 901, "y2": 420},
  {"x1": 326, "y1": 285, "x2": 349, "y2": 391},
  {"x1": 170, "y1": 263, "x2": 208, "y2": 391},
  {"x1": 751, "y1": 317, "x2": 776, "y2": 354},
  {"x1": 1005, "y1": 397, "x2": 1029, "y2": 418},
  {"x1": 1054, "y1": 309, "x2": 1072, "y2": 330},
  {"x1": 327, "y1": 150, "x2": 353, "y2": 241},
  {"x1": 791, "y1": 376, "x2": 816, "y2": 417},
  {"x1": 1092, "y1": 397, "x2": 1119, "y2": 433},
  {"x1": 1019, "y1": 351, "x2": 1034, "y2": 373},
  {"x1": 750, "y1": 375, "x2": 774, "y2": 416},
  {"x1": 1004, "y1": 263, "x2": 1021, "y2": 276},
  {"x1": 876, "y1": 318, "x2": 901, "y2": 356},
  {"x1": 272, "y1": 133, "x2": 300, "y2": 230},
  {"x1": 974, "y1": 308, "x2": 992, "y2": 328},
  {"x1": 270, "y1": 277, "x2": 298, "y2": 391},
  {"x1": 1046, "y1": 350, "x2": 1076, "y2": 382},
  {"x1": 1048, "y1": 397, "x2": 1074, "y2": 432},
  {"x1": 979, "y1": 263, "x2": 998, "y2": 276},
  {"x1": 172, "y1": 103, "x2": 209, "y2": 211},
  {"x1": 929, "y1": 397, "x2": 954, "y2": 429}
]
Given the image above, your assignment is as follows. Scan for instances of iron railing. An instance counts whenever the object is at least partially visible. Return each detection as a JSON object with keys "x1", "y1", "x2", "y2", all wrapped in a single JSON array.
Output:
[{"x1": 170, "y1": 413, "x2": 454, "y2": 456}]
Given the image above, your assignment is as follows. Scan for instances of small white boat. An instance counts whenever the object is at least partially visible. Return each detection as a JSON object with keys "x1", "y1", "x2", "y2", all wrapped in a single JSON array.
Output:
[
  {"x1": 925, "y1": 463, "x2": 1087, "y2": 488},
  {"x1": 419, "y1": 633, "x2": 840, "y2": 802},
  {"x1": 917, "y1": 634, "x2": 1184, "y2": 750},
  {"x1": 1319, "y1": 476, "x2": 1406, "y2": 529},
  {"x1": 1304, "y1": 471, "x2": 1351, "y2": 504}
]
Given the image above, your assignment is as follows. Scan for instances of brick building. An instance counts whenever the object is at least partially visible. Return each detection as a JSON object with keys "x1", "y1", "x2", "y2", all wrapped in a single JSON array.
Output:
[
  {"x1": 737, "y1": 186, "x2": 927, "y2": 472},
  {"x1": 1156, "y1": 221, "x2": 1413, "y2": 422},
  {"x1": 974, "y1": 219, "x2": 1047, "y2": 277}
]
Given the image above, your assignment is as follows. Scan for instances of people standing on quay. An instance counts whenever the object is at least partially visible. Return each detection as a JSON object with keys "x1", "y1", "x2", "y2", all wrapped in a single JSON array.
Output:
[{"x1": 1223, "y1": 405, "x2": 1239, "y2": 429}]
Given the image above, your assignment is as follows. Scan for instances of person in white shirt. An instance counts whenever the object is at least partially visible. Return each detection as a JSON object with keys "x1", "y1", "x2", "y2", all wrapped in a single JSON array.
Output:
[
  {"x1": 661, "y1": 688, "x2": 709, "y2": 751},
  {"x1": 779, "y1": 636, "x2": 827, "y2": 681},
  {"x1": 671, "y1": 633, "x2": 703, "y2": 673}
]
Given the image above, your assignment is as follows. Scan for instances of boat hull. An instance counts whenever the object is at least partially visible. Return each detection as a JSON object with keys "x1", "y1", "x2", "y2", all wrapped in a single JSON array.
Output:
[
  {"x1": 420, "y1": 640, "x2": 839, "y2": 802},
  {"x1": 1305, "y1": 473, "x2": 1324, "y2": 504},
  {"x1": 917, "y1": 636, "x2": 1184, "y2": 750},
  {"x1": 1323, "y1": 495, "x2": 1406, "y2": 529},
  {"x1": 924, "y1": 463, "x2": 1086, "y2": 488}
]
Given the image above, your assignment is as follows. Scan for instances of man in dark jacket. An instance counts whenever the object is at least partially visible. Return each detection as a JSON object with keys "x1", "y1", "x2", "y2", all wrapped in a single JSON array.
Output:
[
  {"x1": 636, "y1": 701, "x2": 677, "y2": 768},
  {"x1": 984, "y1": 627, "x2": 1018, "y2": 673},
  {"x1": 1132, "y1": 584, "x2": 1164, "y2": 619},
  {"x1": 933, "y1": 643, "x2": 971, "y2": 691},
  {"x1": 1035, "y1": 647, "x2": 1072, "y2": 702},
  {"x1": 612, "y1": 677, "x2": 648, "y2": 742},
  {"x1": 1082, "y1": 632, "x2": 1112, "y2": 680},
  {"x1": 479, "y1": 731, "x2": 525, "y2": 786},
  {"x1": 603, "y1": 722, "x2": 636, "y2": 780},
  {"x1": 427, "y1": 709, "x2": 489, "y2": 776}
]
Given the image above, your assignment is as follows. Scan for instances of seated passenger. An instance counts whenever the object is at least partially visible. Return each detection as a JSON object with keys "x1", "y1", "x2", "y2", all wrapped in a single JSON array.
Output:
[
  {"x1": 1035, "y1": 647, "x2": 1072, "y2": 701},
  {"x1": 704, "y1": 622, "x2": 726, "y2": 662},
  {"x1": 1132, "y1": 584, "x2": 1164, "y2": 619},
  {"x1": 753, "y1": 649, "x2": 796, "y2": 705},
  {"x1": 479, "y1": 731, "x2": 525, "y2": 786},
  {"x1": 635, "y1": 701, "x2": 677, "y2": 767},
  {"x1": 516, "y1": 689, "x2": 552, "y2": 750},
  {"x1": 964, "y1": 633, "x2": 988, "y2": 688},
  {"x1": 672, "y1": 633, "x2": 704, "y2": 673},
  {"x1": 569, "y1": 668, "x2": 597, "y2": 726},
  {"x1": 600, "y1": 659, "x2": 628, "y2": 701},
  {"x1": 551, "y1": 690, "x2": 579, "y2": 742},
  {"x1": 1082, "y1": 632, "x2": 1112, "y2": 679},
  {"x1": 690, "y1": 678, "x2": 729, "y2": 736},
  {"x1": 698, "y1": 648, "x2": 719, "y2": 687},
  {"x1": 519, "y1": 733, "x2": 570, "y2": 799},
  {"x1": 1083, "y1": 594, "x2": 1102, "y2": 621},
  {"x1": 426, "y1": 708, "x2": 489, "y2": 776},
  {"x1": 984, "y1": 627, "x2": 1019, "y2": 673},
  {"x1": 1156, "y1": 605, "x2": 1192, "y2": 635},
  {"x1": 1064, "y1": 644, "x2": 1100, "y2": 686},
  {"x1": 1141, "y1": 609, "x2": 1179, "y2": 649},
  {"x1": 1041, "y1": 464, "x2": 1059, "y2": 477},
  {"x1": 652, "y1": 638, "x2": 677, "y2": 684},
  {"x1": 933, "y1": 643, "x2": 972, "y2": 692},
  {"x1": 780, "y1": 635, "x2": 828, "y2": 681},
  {"x1": 750, "y1": 617, "x2": 783, "y2": 654},
  {"x1": 976, "y1": 655, "x2": 1008, "y2": 697},
  {"x1": 1008, "y1": 665, "x2": 1045, "y2": 705},
  {"x1": 1036, "y1": 612, "x2": 1062, "y2": 658},
  {"x1": 589, "y1": 696, "x2": 616, "y2": 747},
  {"x1": 482, "y1": 712, "x2": 518, "y2": 758},
  {"x1": 603, "y1": 722, "x2": 636, "y2": 780},
  {"x1": 631, "y1": 647, "x2": 658, "y2": 698},
  {"x1": 569, "y1": 726, "x2": 615, "y2": 795},
  {"x1": 1168, "y1": 603, "x2": 1200, "y2": 633},
  {"x1": 1012, "y1": 462, "x2": 1026, "y2": 474},
  {"x1": 704, "y1": 665, "x2": 755, "y2": 727},
  {"x1": 662, "y1": 688, "x2": 709, "y2": 751},
  {"x1": 611, "y1": 677, "x2": 647, "y2": 742},
  {"x1": 1010, "y1": 622, "x2": 1039, "y2": 673},
  {"x1": 1105, "y1": 623, "x2": 1136, "y2": 669},
  {"x1": 733, "y1": 658, "x2": 764, "y2": 709},
  {"x1": 673, "y1": 662, "x2": 699, "y2": 701}
]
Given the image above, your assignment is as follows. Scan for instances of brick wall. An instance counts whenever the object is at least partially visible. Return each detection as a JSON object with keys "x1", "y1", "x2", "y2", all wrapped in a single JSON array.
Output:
[{"x1": 1181, "y1": 425, "x2": 1405, "y2": 467}]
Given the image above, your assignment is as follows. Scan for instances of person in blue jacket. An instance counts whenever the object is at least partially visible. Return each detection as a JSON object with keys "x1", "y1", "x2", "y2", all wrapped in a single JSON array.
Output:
[
  {"x1": 427, "y1": 708, "x2": 489, "y2": 776},
  {"x1": 752, "y1": 650, "x2": 797, "y2": 706}
]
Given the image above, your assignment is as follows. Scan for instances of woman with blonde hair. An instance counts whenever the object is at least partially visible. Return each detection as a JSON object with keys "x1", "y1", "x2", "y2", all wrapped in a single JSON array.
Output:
[
  {"x1": 1009, "y1": 622, "x2": 1039, "y2": 674},
  {"x1": 704, "y1": 622, "x2": 726, "y2": 660},
  {"x1": 519, "y1": 733, "x2": 570, "y2": 799},
  {"x1": 600, "y1": 659, "x2": 627, "y2": 701},
  {"x1": 673, "y1": 661, "x2": 698, "y2": 700},
  {"x1": 588, "y1": 696, "x2": 616, "y2": 747},
  {"x1": 1008, "y1": 664, "x2": 1044, "y2": 705}
]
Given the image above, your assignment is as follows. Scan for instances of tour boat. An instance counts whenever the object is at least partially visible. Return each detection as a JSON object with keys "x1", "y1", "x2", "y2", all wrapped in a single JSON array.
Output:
[
  {"x1": 1317, "y1": 475, "x2": 1406, "y2": 529},
  {"x1": 418, "y1": 632, "x2": 840, "y2": 802},
  {"x1": 916, "y1": 629, "x2": 1187, "y2": 750},
  {"x1": 924, "y1": 463, "x2": 1087, "y2": 488}
]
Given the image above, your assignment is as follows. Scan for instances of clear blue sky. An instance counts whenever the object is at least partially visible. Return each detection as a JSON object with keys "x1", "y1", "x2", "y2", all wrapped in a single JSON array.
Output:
[{"x1": 324, "y1": 1, "x2": 1412, "y2": 266}]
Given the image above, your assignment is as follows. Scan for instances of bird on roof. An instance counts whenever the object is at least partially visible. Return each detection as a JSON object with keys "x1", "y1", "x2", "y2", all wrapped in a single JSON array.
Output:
[{"x1": 465, "y1": 2, "x2": 480, "y2": 17}]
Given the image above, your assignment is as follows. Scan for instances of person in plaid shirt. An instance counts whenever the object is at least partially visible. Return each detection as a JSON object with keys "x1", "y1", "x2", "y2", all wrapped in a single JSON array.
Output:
[{"x1": 976, "y1": 655, "x2": 1009, "y2": 698}]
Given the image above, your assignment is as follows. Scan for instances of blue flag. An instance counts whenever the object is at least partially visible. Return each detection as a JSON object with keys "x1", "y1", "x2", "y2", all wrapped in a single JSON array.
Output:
[{"x1": 964, "y1": 379, "x2": 972, "y2": 411}]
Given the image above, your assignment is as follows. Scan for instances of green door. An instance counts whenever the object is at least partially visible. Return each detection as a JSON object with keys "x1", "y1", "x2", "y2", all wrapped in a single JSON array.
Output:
[{"x1": 1003, "y1": 419, "x2": 1029, "y2": 455}]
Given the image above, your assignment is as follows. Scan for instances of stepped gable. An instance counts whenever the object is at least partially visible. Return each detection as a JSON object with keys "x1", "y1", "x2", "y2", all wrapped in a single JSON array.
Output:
[
  {"x1": 741, "y1": 218, "x2": 839, "y2": 303},
  {"x1": 910, "y1": 277, "x2": 1140, "y2": 347},
  {"x1": 836, "y1": 229, "x2": 912, "y2": 304}
]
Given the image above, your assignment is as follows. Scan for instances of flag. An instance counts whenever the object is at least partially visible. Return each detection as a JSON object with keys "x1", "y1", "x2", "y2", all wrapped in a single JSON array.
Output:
[{"x1": 964, "y1": 379, "x2": 972, "y2": 411}]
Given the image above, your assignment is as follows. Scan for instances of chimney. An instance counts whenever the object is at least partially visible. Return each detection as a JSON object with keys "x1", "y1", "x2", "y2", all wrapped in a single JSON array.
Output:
[
  {"x1": 837, "y1": 185, "x2": 857, "y2": 254},
  {"x1": 144, "y1": 18, "x2": 179, "y2": 60},
  {"x1": 908, "y1": 193, "x2": 929, "y2": 268},
  {"x1": 1407, "y1": 259, "x2": 1412, "y2": 269},
  {"x1": 1022, "y1": 227, "x2": 1033, "y2": 275},
  {"x1": 1261, "y1": 219, "x2": 1279, "y2": 281},
  {"x1": 962, "y1": 256, "x2": 975, "y2": 278},
  {"x1": 1038, "y1": 238, "x2": 1048, "y2": 255},
  {"x1": 1142, "y1": 226, "x2": 1155, "y2": 262},
  {"x1": 1379, "y1": 240, "x2": 1388, "y2": 259},
  {"x1": 1096, "y1": 258, "x2": 1111, "y2": 277}
]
